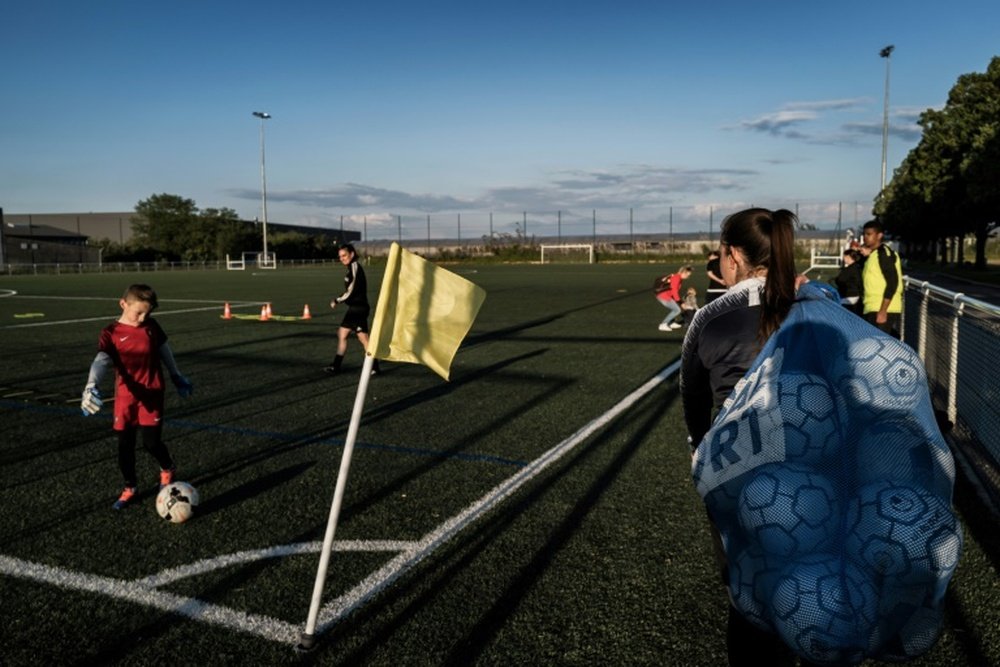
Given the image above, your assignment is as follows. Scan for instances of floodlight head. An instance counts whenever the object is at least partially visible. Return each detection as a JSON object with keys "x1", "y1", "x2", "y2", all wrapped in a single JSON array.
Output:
[
  {"x1": 880, "y1": 45, "x2": 895, "y2": 58},
  {"x1": 252, "y1": 111, "x2": 272, "y2": 119}
]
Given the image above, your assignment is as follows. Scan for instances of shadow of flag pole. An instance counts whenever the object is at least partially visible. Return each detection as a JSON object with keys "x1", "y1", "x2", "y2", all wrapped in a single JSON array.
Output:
[{"x1": 297, "y1": 243, "x2": 486, "y2": 651}]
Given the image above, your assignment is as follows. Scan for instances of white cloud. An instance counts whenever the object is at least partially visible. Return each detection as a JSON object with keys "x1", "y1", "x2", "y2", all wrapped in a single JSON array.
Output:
[
  {"x1": 734, "y1": 97, "x2": 923, "y2": 144},
  {"x1": 227, "y1": 164, "x2": 762, "y2": 217}
]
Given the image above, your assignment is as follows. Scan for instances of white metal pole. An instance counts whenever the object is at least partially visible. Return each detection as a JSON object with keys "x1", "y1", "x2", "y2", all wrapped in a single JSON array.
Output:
[
  {"x1": 880, "y1": 45, "x2": 894, "y2": 192},
  {"x1": 253, "y1": 111, "x2": 271, "y2": 262},
  {"x1": 299, "y1": 354, "x2": 375, "y2": 649}
]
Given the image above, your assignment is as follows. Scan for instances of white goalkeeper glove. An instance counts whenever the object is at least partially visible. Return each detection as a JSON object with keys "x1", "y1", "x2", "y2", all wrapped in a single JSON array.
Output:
[
  {"x1": 172, "y1": 374, "x2": 194, "y2": 398},
  {"x1": 81, "y1": 386, "x2": 103, "y2": 416}
]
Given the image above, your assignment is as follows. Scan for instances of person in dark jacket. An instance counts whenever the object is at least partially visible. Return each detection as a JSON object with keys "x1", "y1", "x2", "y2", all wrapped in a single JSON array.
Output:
[
  {"x1": 324, "y1": 244, "x2": 380, "y2": 376},
  {"x1": 833, "y1": 248, "x2": 863, "y2": 314},
  {"x1": 680, "y1": 208, "x2": 802, "y2": 666}
]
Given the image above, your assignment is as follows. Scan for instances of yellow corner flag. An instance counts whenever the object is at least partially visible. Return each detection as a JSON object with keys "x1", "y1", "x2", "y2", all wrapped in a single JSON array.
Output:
[{"x1": 368, "y1": 243, "x2": 486, "y2": 380}]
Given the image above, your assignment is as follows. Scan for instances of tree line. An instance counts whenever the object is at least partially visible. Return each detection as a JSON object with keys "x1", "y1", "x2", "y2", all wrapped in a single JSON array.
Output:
[
  {"x1": 876, "y1": 56, "x2": 999, "y2": 269},
  {"x1": 92, "y1": 193, "x2": 343, "y2": 262}
]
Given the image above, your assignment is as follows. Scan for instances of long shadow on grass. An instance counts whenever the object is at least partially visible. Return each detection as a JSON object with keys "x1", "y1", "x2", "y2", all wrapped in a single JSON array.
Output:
[
  {"x1": 175, "y1": 348, "x2": 558, "y2": 469},
  {"x1": 940, "y1": 587, "x2": 993, "y2": 667},
  {"x1": 317, "y1": 377, "x2": 680, "y2": 663},
  {"x1": 936, "y1": 463, "x2": 1000, "y2": 665},
  {"x1": 195, "y1": 461, "x2": 316, "y2": 517},
  {"x1": 0, "y1": 401, "x2": 113, "y2": 469},
  {"x1": 462, "y1": 288, "x2": 647, "y2": 350}
]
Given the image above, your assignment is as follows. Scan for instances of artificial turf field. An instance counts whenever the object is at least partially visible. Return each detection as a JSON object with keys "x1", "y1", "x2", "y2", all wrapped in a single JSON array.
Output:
[{"x1": 1, "y1": 263, "x2": 998, "y2": 666}]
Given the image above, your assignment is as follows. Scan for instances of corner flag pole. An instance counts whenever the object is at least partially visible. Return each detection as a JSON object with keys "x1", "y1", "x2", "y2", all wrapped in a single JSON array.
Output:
[{"x1": 298, "y1": 353, "x2": 375, "y2": 651}]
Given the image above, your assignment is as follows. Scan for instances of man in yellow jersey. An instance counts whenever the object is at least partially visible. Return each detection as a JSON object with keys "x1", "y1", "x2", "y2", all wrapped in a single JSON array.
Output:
[{"x1": 860, "y1": 220, "x2": 903, "y2": 339}]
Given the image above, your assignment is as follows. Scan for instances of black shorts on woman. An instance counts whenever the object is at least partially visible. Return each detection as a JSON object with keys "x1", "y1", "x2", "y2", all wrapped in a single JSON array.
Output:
[{"x1": 340, "y1": 304, "x2": 371, "y2": 333}]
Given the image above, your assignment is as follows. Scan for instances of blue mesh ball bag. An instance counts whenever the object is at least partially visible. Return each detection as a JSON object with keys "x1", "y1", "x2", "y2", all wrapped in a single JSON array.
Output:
[{"x1": 691, "y1": 282, "x2": 962, "y2": 665}]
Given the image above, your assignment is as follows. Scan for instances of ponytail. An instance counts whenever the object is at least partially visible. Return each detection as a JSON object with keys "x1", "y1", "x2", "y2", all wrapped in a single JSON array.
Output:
[
  {"x1": 759, "y1": 209, "x2": 797, "y2": 340},
  {"x1": 719, "y1": 207, "x2": 798, "y2": 342}
]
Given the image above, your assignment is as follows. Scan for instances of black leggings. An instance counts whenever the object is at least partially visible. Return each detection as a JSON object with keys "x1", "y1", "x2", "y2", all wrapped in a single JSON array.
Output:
[{"x1": 117, "y1": 424, "x2": 173, "y2": 487}]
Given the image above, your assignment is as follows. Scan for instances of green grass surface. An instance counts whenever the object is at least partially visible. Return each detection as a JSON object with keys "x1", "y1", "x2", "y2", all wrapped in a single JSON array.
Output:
[{"x1": 1, "y1": 264, "x2": 998, "y2": 666}]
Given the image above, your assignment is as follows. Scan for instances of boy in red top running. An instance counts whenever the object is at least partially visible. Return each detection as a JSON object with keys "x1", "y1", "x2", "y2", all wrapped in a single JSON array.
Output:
[{"x1": 81, "y1": 284, "x2": 193, "y2": 509}]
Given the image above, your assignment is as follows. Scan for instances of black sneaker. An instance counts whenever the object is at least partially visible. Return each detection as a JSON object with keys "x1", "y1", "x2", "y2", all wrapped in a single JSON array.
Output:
[{"x1": 323, "y1": 365, "x2": 339, "y2": 375}]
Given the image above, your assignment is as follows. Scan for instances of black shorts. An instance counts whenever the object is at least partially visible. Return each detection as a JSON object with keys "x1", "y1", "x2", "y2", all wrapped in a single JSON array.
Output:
[
  {"x1": 863, "y1": 311, "x2": 901, "y2": 339},
  {"x1": 340, "y1": 305, "x2": 371, "y2": 334}
]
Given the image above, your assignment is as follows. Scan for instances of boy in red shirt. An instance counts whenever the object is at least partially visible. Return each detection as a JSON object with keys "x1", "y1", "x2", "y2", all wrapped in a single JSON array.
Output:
[{"x1": 81, "y1": 284, "x2": 193, "y2": 509}]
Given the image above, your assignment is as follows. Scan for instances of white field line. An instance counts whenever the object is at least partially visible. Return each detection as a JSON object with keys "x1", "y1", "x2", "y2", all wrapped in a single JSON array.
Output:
[
  {"x1": 0, "y1": 302, "x2": 258, "y2": 329},
  {"x1": 0, "y1": 553, "x2": 303, "y2": 644},
  {"x1": 5, "y1": 294, "x2": 236, "y2": 303},
  {"x1": 0, "y1": 361, "x2": 679, "y2": 646},
  {"x1": 135, "y1": 540, "x2": 418, "y2": 588},
  {"x1": 314, "y1": 360, "x2": 680, "y2": 633}
]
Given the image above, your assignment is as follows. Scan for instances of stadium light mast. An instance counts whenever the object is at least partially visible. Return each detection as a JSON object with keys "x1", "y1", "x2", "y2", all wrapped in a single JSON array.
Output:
[
  {"x1": 879, "y1": 45, "x2": 894, "y2": 193},
  {"x1": 252, "y1": 111, "x2": 272, "y2": 260}
]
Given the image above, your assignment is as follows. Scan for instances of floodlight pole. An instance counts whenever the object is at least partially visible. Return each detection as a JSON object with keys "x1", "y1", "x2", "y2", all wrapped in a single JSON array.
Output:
[
  {"x1": 879, "y1": 45, "x2": 894, "y2": 192},
  {"x1": 252, "y1": 111, "x2": 272, "y2": 260}
]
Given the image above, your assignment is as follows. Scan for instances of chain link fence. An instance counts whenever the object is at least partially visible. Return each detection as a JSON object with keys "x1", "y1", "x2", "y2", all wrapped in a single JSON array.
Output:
[{"x1": 904, "y1": 278, "x2": 1000, "y2": 517}]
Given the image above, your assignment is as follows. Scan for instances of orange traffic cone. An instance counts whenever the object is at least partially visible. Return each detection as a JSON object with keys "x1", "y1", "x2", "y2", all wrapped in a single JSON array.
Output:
[
  {"x1": 260, "y1": 305, "x2": 269, "y2": 321},
  {"x1": 301, "y1": 304, "x2": 312, "y2": 320},
  {"x1": 222, "y1": 302, "x2": 232, "y2": 319},
  {"x1": 265, "y1": 302, "x2": 273, "y2": 318}
]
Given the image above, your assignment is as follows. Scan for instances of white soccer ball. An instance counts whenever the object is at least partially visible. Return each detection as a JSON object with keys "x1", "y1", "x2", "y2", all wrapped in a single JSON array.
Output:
[
  {"x1": 156, "y1": 481, "x2": 199, "y2": 524},
  {"x1": 772, "y1": 554, "x2": 877, "y2": 665},
  {"x1": 728, "y1": 545, "x2": 783, "y2": 632},
  {"x1": 836, "y1": 336, "x2": 923, "y2": 413},
  {"x1": 778, "y1": 373, "x2": 844, "y2": 466},
  {"x1": 738, "y1": 464, "x2": 840, "y2": 558},
  {"x1": 844, "y1": 482, "x2": 961, "y2": 585}
]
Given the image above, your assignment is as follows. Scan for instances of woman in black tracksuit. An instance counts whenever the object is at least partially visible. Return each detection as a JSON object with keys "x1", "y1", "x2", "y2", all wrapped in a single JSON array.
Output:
[
  {"x1": 325, "y1": 244, "x2": 380, "y2": 375},
  {"x1": 680, "y1": 208, "x2": 804, "y2": 666}
]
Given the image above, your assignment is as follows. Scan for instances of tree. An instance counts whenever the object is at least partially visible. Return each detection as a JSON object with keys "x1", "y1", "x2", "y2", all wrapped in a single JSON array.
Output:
[
  {"x1": 877, "y1": 56, "x2": 1000, "y2": 268},
  {"x1": 132, "y1": 194, "x2": 199, "y2": 261}
]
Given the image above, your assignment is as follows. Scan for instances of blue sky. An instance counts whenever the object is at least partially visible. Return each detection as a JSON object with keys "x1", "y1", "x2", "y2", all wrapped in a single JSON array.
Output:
[{"x1": 3, "y1": 1, "x2": 998, "y2": 238}]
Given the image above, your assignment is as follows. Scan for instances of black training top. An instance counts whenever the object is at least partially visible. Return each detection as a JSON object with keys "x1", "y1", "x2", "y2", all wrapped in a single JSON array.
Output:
[
  {"x1": 680, "y1": 277, "x2": 766, "y2": 450},
  {"x1": 334, "y1": 260, "x2": 370, "y2": 308}
]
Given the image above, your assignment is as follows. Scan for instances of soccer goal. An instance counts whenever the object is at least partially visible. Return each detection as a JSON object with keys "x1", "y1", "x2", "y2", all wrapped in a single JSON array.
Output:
[
  {"x1": 540, "y1": 244, "x2": 595, "y2": 264},
  {"x1": 225, "y1": 254, "x2": 246, "y2": 271},
  {"x1": 803, "y1": 247, "x2": 842, "y2": 275},
  {"x1": 257, "y1": 251, "x2": 277, "y2": 270},
  {"x1": 226, "y1": 251, "x2": 278, "y2": 270}
]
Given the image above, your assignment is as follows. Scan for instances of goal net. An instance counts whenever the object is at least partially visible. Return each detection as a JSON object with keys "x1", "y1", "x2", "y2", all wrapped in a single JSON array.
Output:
[
  {"x1": 540, "y1": 244, "x2": 595, "y2": 264},
  {"x1": 257, "y1": 251, "x2": 277, "y2": 270},
  {"x1": 226, "y1": 251, "x2": 278, "y2": 270}
]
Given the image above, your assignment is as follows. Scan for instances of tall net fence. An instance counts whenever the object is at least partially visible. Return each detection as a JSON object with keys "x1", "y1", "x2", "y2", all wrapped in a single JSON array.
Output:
[{"x1": 904, "y1": 279, "x2": 1000, "y2": 514}]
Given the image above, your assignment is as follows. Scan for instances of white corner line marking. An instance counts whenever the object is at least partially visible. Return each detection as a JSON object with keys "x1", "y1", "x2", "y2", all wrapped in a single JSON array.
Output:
[{"x1": 0, "y1": 361, "x2": 679, "y2": 646}]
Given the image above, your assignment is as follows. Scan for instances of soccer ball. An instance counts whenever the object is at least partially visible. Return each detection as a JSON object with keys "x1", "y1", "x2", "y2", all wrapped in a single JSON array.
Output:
[
  {"x1": 854, "y1": 418, "x2": 951, "y2": 492},
  {"x1": 728, "y1": 546, "x2": 783, "y2": 632},
  {"x1": 738, "y1": 464, "x2": 840, "y2": 558},
  {"x1": 869, "y1": 600, "x2": 945, "y2": 661},
  {"x1": 772, "y1": 554, "x2": 877, "y2": 665},
  {"x1": 778, "y1": 373, "x2": 844, "y2": 466},
  {"x1": 844, "y1": 482, "x2": 962, "y2": 585},
  {"x1": 156, "y1": 481, "x2": 199, "y2": 524},
  {"x1": 835, "y1": 336, "x2": 923, "y2": 414}
]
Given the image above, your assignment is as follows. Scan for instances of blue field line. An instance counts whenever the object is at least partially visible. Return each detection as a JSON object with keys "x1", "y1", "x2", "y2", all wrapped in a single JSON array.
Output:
[{"x1": 0, "y1": 399, "x2": 528, "y2": 468}]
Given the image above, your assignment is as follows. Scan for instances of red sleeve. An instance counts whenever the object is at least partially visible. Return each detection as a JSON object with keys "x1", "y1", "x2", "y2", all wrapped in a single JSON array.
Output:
[
  {"x1": 668, "y1": 274, "x2": 683, "y2": 300},
  {"x1": 97, "y1": 324, "x2": 115, "y2": 356}
]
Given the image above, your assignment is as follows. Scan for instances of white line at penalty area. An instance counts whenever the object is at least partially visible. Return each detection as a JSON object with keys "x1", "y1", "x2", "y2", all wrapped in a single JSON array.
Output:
[{"x1": 0, "y1": 361, "x2": 680, "y2": 646}]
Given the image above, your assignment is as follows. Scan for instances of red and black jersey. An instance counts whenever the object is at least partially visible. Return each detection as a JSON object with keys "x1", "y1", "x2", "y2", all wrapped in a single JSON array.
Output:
[{"x1": 98, "y1": 317, "x2": 168, "y2": 398}]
